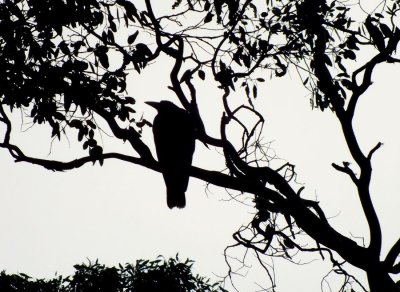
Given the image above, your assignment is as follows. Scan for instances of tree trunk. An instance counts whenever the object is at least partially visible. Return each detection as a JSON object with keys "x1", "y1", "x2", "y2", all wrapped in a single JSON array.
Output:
[{"x1": 367, "y1": 265, "x2": 399, "y2": 292}]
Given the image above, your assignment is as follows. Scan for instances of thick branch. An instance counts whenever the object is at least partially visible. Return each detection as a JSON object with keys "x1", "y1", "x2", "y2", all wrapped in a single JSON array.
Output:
[
  {"x1": 0, "y1": 144, "x2": 152, "y2": 171},
  {"x1": 385, "y1": 237, "x2": 400, "y2": 273},
  {"x1": 313, "y1": 23, "x2": 382, "y2": 257},
  {"x1": 220, "y1": 115, "x2": 369, "y2": 269}
]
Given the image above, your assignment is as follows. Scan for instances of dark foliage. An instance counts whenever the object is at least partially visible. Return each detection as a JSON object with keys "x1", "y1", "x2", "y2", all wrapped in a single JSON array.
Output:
[{"x1": 0, "y1": 257, "x2": 226, "y2": 292}]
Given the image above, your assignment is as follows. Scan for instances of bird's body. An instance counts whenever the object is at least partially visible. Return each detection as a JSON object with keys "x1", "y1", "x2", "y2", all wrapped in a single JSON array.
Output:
[{"x1": 146, "y1": 101, "x2": 196, "y2": 208}]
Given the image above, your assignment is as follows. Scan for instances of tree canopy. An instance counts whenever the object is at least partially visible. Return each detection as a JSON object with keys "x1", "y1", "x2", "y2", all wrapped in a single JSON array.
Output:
[
  {"x1": 1, "y1": 0, "x2": 400, "y2": 291},
  {"x1": 0, "y1": 257, "x2": 226, "y2": 292}
]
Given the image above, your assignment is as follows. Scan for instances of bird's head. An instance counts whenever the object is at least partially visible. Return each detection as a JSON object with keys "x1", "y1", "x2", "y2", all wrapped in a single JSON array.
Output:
[{"x1": 145, "y1": 100, "x2": 182, "y2": 113}]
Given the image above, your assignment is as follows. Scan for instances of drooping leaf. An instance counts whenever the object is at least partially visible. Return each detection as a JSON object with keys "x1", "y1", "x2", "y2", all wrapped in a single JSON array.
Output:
[
  {"x1": 128, "y1": 31, "x2": 139, "y2": 44},
  {"x1": 204, "y1": 12, "x2": 213, "y2": 23},
  {"x1": 198, "y1": 70, "x2": 205, "y2": 80}
]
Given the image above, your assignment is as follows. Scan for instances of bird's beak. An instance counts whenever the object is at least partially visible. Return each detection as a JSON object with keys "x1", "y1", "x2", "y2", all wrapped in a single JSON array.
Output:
[{"x1": 145, "y1": 101, "x2": 159, "y2": 110}]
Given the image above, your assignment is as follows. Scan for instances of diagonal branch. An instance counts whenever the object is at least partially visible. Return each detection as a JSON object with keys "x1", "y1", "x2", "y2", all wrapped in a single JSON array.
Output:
[
  {"x1": 92, "y1": 105, "x2": 154, "y2": 161},
  {"x1": 385, "y1": 237, "x2": 400, "y2": 273},
  {"x1": 313, "y1": 20, "x2": 382, "y2": 257}
]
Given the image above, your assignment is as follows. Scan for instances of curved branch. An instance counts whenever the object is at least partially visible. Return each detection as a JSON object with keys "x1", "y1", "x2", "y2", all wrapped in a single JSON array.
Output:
[
  {"x1": 313, "y1": 18, "x2": 382, "y2": 257},
  {"x1": 93, "y1": 105, "x2": 154, "y2": 161},
  {"x1": 0, "y1": 143, "x2": 153, "y2": 172},
  {"x1": 220, "y1": 114, "x2": 368, "y2": 269},
  {"x1": 0, "y1": 103, "x2": 12, "y2": 145},
  {"x1": 349, "y1": 54, "x2": 386, "y2": 119}
]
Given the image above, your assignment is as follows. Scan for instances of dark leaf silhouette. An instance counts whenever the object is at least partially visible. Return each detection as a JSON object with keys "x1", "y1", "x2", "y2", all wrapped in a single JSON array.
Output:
[{"x1": 0, "y1": 258, "x2": 226, "y2": 292}]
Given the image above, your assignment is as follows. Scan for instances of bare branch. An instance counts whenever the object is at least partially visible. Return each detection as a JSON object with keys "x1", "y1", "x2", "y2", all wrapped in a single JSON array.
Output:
[
  {"x1": 368, "y1": 142, "x2": 383, "y2": 160},
  {"x1": 93, "y1": 106, "x2": 154, "y2": 160},
  {"x1": 332, "y1": 162, "x2": 358, "y2": 183}
]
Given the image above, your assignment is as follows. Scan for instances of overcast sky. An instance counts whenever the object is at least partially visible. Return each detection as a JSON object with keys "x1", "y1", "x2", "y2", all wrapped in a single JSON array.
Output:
[{"x1": 1, "y1": 1, "x2": 400, "y2": 291}]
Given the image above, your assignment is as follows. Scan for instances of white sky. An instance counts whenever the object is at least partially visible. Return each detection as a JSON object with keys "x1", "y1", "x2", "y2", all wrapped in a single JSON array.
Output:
[{"x1": 1, "y1": 1, "x2": 400, "y2": 291}]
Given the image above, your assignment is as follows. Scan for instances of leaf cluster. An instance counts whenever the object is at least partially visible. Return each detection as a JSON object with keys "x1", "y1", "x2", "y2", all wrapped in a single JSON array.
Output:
[
  {"x1": 0, "y1": 257, "x2": 227, "y2": 292},
  {"x1": 0, "y1": 0, "x2": 146, "y2": 161}
]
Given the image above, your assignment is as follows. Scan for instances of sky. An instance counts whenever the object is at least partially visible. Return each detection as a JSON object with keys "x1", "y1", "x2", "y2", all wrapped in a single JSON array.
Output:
[{"x1": 0, "y1": 1, "x2": 400, "y2": 291}]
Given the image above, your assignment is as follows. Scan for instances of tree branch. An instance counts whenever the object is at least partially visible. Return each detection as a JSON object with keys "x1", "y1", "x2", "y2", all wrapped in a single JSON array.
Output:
[
  {"x1": 349, "y1": 54, "x2": 386, "y2": 119},
  {"x1": 332, "y1": 162, "x2": 358, "y2": 184},
  {"x1": 92, "y1": 105, "x2": 154, "y2": 161},
  {"x1": 368, "y1": 142, "x2": 382, "y2": 160},
  {"x1": 385, "y1": 237, "x2": 400, "y2": 273},
  {"x1": 313, "y1": 18, "x2": 382, "y2": 258},
  {"x1": 220, "y1": 114, "x2": 369, "y2": 269}
]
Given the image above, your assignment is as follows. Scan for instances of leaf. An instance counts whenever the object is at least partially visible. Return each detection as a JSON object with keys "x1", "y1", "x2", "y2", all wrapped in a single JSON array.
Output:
[
  {"x1": 204, "y1": 12, "x2": 213, "y2": 23},
  {"x1": 387, "y1": 28, "x2": 400, "y2": 52},
  {"x1": 107, "y1": 30, "x2": 115, "y2": 43},
  {"x1": 135, "y1": 43, "x2": 152, "y2": 57},
  {"x1": 324, "y1": 54, "x2": 332, "y2": 66},
  {"x1": 118, "y1": 0, "x2": 138, "y2": 21},
  {"x1": 18, "y1": 273, "x2": 30, "y2": 279},
  {"x1": 109, "y1": 20, "x2": 117, "y2": 32},
  {"x1": 87, "y1": 120, "x2": 97, "y2": 129},
  {"x1": 242, "y1": 54, "x2": 251, "y2": 68},
  {"x1": 31, "y1": 106, "x2": 37, "y2": 117},
  {"x1": 51, "y1": 124, "x2": 60, "y2": 139},
  {"x1": 342, "y1": 49, "x2": 356, "y2": 60},
  {"x1": 341, "y1": 79, "x2": 353, "y2": 89},
  {"x1": 53, "y1": 112, "x2": 65, "y2": 121},
  {"x1": 380, "y1": 23, "x2": 392, "y2": 38},
  {"x1": 204, "y1": 0, "x2": 210, "y2": 11},
  {"x1": 89, "y1": 128, "x2": 95, "y2": 139},
  {"x1": 179, "y1": 69, "x2": 192, "y2": 83},
  {"x1": 78, "y1": 128, "x2": 84, "y2": 141},
  {"x1": 198, "y1": 70, "x2": 205, "y2": 80},
  {"x1": 98, "y1": 53, "x2": 109, "y2": 68},
  {"x1": 252, "y1": 84, "x2": 257, "y2": 98},
  {"x1": 83, "y1": 141, "x2": 89, "y2": 150},
  {"x1": 70, "y1": 119, "x2": 82, "y2": 128},
  {"x1": 283, "y1": 238, "x2": 295, "y2": 249},
  {"x1": 125, "y1": 96, "x2": 136, "y2": 104},
  {"x1": 336, "y1": 72, "x2": 349, "y2": 78},
  {"x1": 128, "y1": 31, "x2": 139, "y2": 44},
  {"x1": 272, "y1": 7, "x2": 281, "y2": 16},
  {"x1": 59, "y1": 41, "x2": 70, "y2": 55},
  {"x1": 102, "y1": 31, "x2": 108, "y2": 43},
  {"x1": 365, "y1": 16, "x2": 385, "y2": 51}
]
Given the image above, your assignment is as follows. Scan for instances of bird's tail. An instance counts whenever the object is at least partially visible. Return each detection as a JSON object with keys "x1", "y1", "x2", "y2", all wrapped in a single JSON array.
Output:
[{"x1": 167, "y1": 190, "x2": 186, "y2": 209}]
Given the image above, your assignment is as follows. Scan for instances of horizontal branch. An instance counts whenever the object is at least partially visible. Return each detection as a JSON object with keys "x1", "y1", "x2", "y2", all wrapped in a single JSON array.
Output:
[
  {"x1": 0, "y1": 142, "x2": 153, "y2": 171},
  {"x1": 0, "y1": 131, "x2": 370, "y2": 271}
]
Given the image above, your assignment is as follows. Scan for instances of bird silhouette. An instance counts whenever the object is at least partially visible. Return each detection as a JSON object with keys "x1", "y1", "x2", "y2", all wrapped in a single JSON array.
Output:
[{"x1": 146, "y1": 100, "x2": 196, "y2": 209}]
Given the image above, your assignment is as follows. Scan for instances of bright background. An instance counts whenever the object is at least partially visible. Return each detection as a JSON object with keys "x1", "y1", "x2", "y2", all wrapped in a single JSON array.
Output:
[{"x1": 0, "y1": 1, "x2": 400, "y2": 291}]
